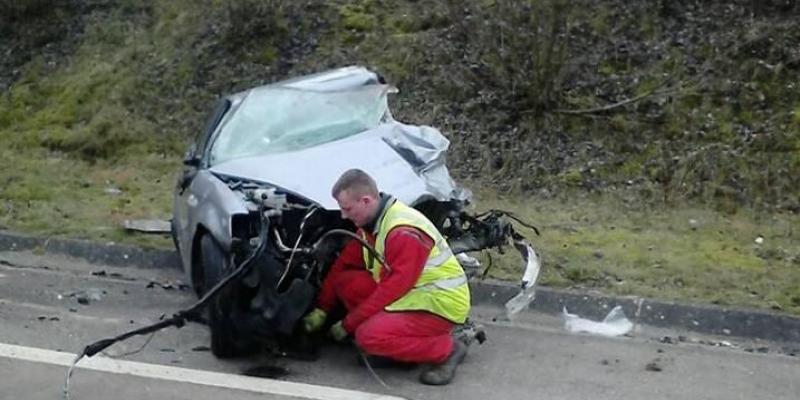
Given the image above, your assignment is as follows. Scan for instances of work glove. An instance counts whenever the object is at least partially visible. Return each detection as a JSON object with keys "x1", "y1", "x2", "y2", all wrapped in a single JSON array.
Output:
[
  {"x1": 302, "y1": 308, "x2": 327, "y2": 333},
  {"x1": 328, "y1": 321, "x2": 348, "y2": 342}
]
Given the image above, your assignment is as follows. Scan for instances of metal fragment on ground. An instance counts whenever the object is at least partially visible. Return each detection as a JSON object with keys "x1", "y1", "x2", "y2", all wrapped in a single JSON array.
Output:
[{"x1": 123, "y1": 219, "x2": 171, "y2": 233}]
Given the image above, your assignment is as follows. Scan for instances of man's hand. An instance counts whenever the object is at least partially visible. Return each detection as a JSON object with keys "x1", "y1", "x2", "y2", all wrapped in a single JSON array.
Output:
[
  {"x1": 328, "y1": 321, "x2": 348, "y2": 342},
  {"x1": 302, "y1": 308, "x2": 327, "y2": 333}
]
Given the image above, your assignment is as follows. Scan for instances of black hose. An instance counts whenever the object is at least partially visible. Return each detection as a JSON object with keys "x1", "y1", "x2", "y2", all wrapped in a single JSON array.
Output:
[
  {"x1": 311, "y1": 229, "x2": 391, "y2": 274},
  {"x1": 64, "y1": 210, "x2": 271, "y2": 399}
]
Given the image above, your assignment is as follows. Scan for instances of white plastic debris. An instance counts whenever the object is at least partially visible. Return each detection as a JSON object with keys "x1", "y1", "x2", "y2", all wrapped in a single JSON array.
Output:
[
  {"x1": 456, "y1": 253, "x2": 481, "y2": 269},
  {"x1": 504, "y1": 244, "x2": 541, "y2": 319},
  {"x1": 754, "y1": 236, "x2": 764, "y2": 245},
  {"x1": 123, "y1": 219, "x2": 171, "y2": 233},
  {"x1": 563, "y1": 305, "x2": 633, "y2": 337}
]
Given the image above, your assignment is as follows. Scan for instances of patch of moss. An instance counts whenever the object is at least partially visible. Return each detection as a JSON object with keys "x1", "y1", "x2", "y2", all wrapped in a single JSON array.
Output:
[{"x1": 339, "y1": 3, "x2": 377, "y2": 32}]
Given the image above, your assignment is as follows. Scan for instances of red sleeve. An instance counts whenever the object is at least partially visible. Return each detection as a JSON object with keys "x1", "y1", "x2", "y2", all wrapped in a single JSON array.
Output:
[
  {"x1": 342, "y1": 226, "x2": 434, "y2": 333},
  {"x1": 316, "y1": 237, "x2": 365, "y2": 312}
]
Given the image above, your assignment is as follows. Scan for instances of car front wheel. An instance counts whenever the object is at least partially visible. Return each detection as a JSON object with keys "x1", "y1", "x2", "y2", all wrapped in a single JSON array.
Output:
[{"x1": 199, "y1": 234, "x2": 253, "y2": 358}]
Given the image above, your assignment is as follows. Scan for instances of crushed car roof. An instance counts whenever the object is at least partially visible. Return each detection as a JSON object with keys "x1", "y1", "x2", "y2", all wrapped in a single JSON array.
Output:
[{"x1": 209, "y1": 66, "x2": 471, "y2": 210}]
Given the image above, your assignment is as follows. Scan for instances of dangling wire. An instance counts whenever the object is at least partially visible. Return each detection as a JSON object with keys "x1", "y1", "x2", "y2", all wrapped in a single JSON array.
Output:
[
  {"x1": 276, "y1": 206, "x2": 319, "y2": 290},
  {"x1": 63, "y1": 207, "x2": 272, "y2": 399}
]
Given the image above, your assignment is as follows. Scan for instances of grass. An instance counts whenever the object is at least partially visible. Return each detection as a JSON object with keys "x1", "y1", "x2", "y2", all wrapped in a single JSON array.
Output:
[
  {"x1": 0, "y1": 147, "x2": 177, "y2": 249},
  {"x1": 470, "y1": 189, "x2": 800, "y2": 314}
]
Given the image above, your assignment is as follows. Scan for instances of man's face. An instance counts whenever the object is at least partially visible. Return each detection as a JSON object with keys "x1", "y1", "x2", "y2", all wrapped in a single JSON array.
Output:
[{"x1": 336, "y1": 189, "x2": 377, "y2": 228}]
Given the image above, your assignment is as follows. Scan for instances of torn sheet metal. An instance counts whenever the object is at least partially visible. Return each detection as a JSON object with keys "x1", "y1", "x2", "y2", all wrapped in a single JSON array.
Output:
[
  {"x1": 504, "y1": 243, "x2": 542, "y2": 319},
  {"x1": 563, "y1": 305, "x2": 633, "y2": 337}
]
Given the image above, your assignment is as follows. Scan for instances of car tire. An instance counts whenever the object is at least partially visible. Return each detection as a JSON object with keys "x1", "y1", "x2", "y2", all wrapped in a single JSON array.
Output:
[{"x1": 199, "y1": 234, "x2": 252, "y2": 358}]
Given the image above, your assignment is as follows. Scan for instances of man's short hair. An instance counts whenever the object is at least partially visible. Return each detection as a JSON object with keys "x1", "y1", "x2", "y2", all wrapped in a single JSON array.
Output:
[{"x1": 331, "y1": 169, "x2": 379, "y2": 199}]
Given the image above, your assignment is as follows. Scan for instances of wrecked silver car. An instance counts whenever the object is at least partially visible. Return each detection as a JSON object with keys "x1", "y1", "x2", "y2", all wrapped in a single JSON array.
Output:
[{"x1": 171, "y1": 66, "x2": 538, "y2": 357}]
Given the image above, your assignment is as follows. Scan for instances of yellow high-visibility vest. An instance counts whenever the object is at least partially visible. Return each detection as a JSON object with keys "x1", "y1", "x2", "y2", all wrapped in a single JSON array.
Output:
[{"x1": 361, "y1": 199, "x2": 470, "y2": 324}]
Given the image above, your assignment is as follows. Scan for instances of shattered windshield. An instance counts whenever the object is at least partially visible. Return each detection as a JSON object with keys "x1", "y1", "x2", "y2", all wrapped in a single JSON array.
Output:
[{"x1": 208, "y1": 85, "x2": 391, "y2": 165}]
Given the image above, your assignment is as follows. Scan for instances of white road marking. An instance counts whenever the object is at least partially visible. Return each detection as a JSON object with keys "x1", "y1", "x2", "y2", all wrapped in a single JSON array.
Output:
[{"x1": 0, "y1": 342, "x2": 404, "y2": 400}]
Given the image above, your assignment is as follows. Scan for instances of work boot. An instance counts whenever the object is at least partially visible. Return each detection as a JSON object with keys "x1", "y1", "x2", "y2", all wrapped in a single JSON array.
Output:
[{"x1": 418, "y1": 339, "x2": 468, "y2": 385}]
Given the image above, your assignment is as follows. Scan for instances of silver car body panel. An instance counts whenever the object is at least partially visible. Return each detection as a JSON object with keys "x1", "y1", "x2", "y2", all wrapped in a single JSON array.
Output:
[
  {"x1": 209, "y1": 121, "x2": 469, "y2": 210},
  {"x1": 174, "y1": 169, "x2": 249, "y2": 276}
]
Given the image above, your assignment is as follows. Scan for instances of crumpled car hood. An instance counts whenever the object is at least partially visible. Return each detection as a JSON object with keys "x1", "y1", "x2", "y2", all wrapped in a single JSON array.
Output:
[{"x1": 210, "y1": 122, "x2": 470, "y2": 210}]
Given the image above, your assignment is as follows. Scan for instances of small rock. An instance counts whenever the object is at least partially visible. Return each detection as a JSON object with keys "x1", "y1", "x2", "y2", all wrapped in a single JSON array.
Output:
[
  {"x1": 600, "y1": 359, "x2": 610, "y2": 365},
  {"x1": 37, "y1": 316, "x2": 47, "y2": 321},
  {"x1": 104, "y1": 187, "x2": 123, "y2": 196},
  {"x1": 49, "y1": 316, "x2": 60, "y2": 321},
  {"x1": 756, "y1": 347, "x2": 769, "y2": 353},
  {"x1": 69, "y1": 308, "x2": 77, "y2": 312},
  {"x1": 191, "y1": 346, "x2": 211, "y2": 352},
  {"x1": 755, "y1": 236, "x2": 764, "y2": 245},
  {"x1": 592, "y1": 251, "x2": 604, "y2": 259},
  {"x1": 160, "y1": 348, "x2": 176, "y2": 353},
  {"x1": 688, "y1": 219, "x2": 698, "y2": 230},
  {"x1": 657, "y1": 349, "x2": 664, "y2": 353},
  {"x1": 77, "y1": 296, "x2": 89, "y2": 305},
  {"x1": 91, "y1": 270, "x2": 107, "y2": 277},
  {"x1": 645, "y1": 360, "x2": 663, "y2": 372}
]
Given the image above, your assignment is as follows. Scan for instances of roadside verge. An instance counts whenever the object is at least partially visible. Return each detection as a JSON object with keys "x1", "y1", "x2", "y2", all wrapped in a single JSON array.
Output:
[{"x1": 2, "y1": 230, "x2": 798, "y2": 344}]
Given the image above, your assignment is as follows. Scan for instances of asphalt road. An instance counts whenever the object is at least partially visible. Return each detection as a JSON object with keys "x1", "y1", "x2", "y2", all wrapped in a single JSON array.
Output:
[{"x1": 0, "y1": 250, "x2": 798, "y2": 400}]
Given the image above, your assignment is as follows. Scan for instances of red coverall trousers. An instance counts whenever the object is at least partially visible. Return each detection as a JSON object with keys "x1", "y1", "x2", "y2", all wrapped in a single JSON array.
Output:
[{"x1": 329, "y1": 269, "x2": 456, "y2": 364}]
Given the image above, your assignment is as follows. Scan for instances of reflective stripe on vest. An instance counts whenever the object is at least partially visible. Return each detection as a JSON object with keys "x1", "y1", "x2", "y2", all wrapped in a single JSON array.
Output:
[{"x1": 361, "y1": 199, "x2": 470, "y2": 324}]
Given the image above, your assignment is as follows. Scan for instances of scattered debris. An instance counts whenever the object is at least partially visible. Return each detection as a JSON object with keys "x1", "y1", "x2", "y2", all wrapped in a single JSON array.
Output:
[
  {"x1": 645, "y1": 358, "x2": 664, "y2": 372},
  {"x1": 504, "y1": 244, "x2": 542, "y2": 319},
  {"x1": 146, "y1": 280, "x2": 190, "y2": 291},
  {"x1": 123, "y1": 219, "x2": 171, "y2": 234},
  {"x1": 65, "y1": 288, "x2": 106, "y2": 305},
  {"x1": 104, "y1": 187, "x2": 123, "y2": 196},
  {"x1": 456, "y1": 253, "x2": 481, "y2": 269},
  {"x1": 660, "y1": 336, "x2": 677, "y2": 344},
  {"x1": 563, "y1": 305, "x2": 633, "y2": 337}
]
